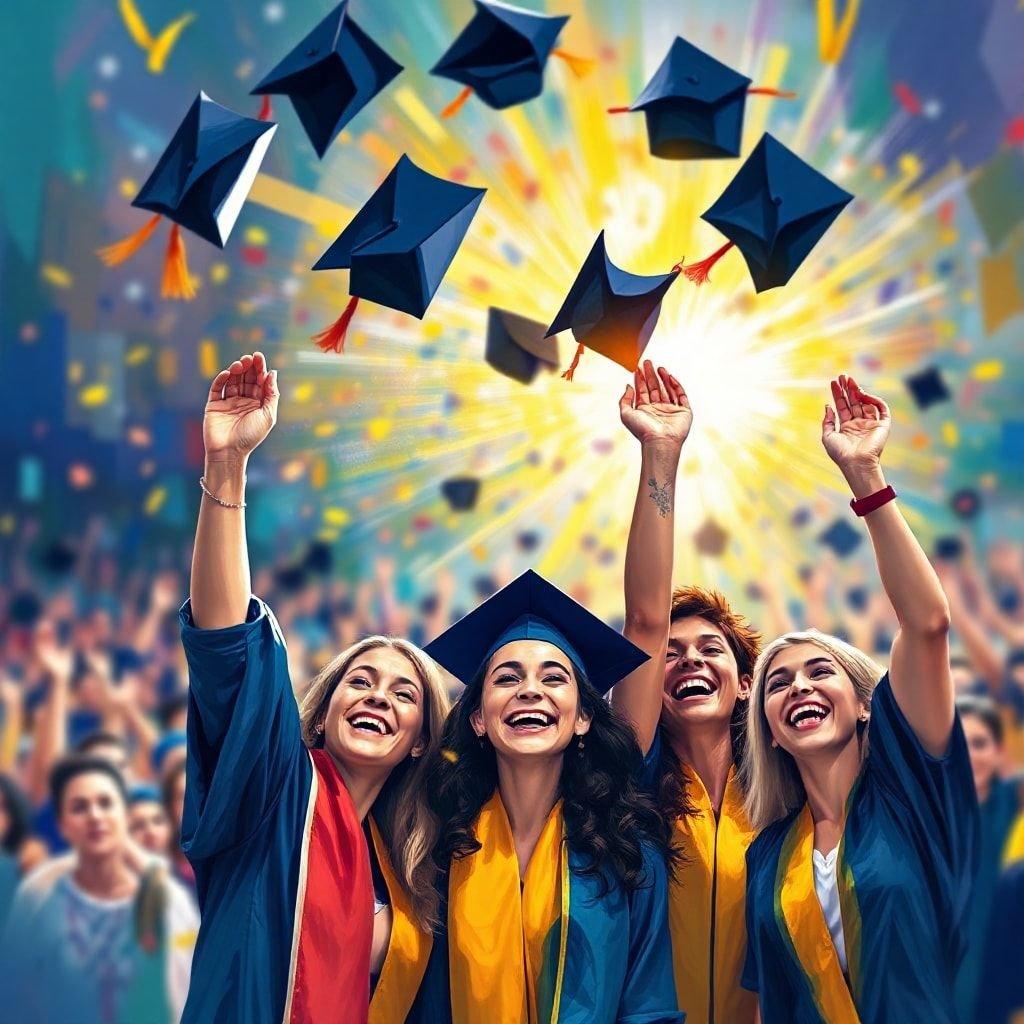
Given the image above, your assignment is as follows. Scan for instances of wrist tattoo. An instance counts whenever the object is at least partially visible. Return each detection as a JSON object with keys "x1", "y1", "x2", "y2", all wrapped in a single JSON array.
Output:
[{"x1": 647, "y1": 476, "x2": 672, "y2": 517}]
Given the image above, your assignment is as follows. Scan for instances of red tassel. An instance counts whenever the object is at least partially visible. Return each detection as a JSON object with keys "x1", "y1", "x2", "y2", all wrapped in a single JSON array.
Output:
[
  {"x1": 441, "y1": 86, "x2": 473, "y2": 119},
  {"x1": 677, "y1": 241, "x2": 735, "y2": 285},
  {"x1": 561, "y1": 343, "x2": 585, "y2": 381},
  {"x1": 607, "y1": 106, "x2": 632, "y2": 114},
  {"x1": 257, "y1": 94, "x2": 273, "y2": 121},
  {"x1": 311, "y1": 295, "x2": 360, "y2": 354},
  {"x1": 747, "y1": 86, "x2": 797, "y2": 99}
]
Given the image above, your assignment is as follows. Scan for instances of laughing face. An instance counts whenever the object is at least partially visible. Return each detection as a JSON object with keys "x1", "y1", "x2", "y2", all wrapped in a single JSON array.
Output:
[
  {"x1": 471, "y1": 640, "x2": 591, "y2": 761},
  {"x1": 762, "y1": 642, "x2": 866, "y2": 759},
  {"x1": 320, "y1": 648, "x2": 427, "y2": 772},
  {"x1": 661, "y1": 615, "x2": 750, "y2": 736}
]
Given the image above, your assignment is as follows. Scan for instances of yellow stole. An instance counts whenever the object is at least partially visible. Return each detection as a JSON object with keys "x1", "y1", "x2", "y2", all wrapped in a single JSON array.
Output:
[
  {"x1": 776, "y1": 806, "x2": 860, "y2": 1024},
  {"x1": 668, "y1": 764, "x2": 757, "y2": 1024},
  {"x1": 448, "y1": 793, "x2": 568, "y2": 1024},
  {"x1": 367, "y1": 817, "x2": 433, "y2": 1024}
]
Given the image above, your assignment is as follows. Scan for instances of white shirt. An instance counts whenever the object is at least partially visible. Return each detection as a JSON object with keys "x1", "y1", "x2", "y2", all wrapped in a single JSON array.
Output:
[{"x1": 812, "y1": 846, "x2": 848, "y2": 973}]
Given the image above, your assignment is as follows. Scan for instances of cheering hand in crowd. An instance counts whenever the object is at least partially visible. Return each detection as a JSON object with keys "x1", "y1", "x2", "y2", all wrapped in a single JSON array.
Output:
[
  {"x1": 821, "y1": 373, "x2": 890, "y2": 492},
  {"x1": 619, "y1": 360, "x2": 692, "y2": 450},
  {"x1": 203, "y1": 351, "x2": 279, "y2": 462}
]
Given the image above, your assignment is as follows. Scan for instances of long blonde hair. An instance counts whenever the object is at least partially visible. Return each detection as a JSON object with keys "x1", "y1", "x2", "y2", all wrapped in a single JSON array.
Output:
[
  {"x1": 298, "y1": 636, "x2": 451, "y2": 929},
  {"x1": 740, "y1": 630, "x2": 882, "y2": 832}
]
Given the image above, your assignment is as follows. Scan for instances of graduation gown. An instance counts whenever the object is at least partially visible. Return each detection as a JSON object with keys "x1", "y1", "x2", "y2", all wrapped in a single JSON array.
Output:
[{"x1": 742, "y1": 673, "x2": 979, "y2": 1024}]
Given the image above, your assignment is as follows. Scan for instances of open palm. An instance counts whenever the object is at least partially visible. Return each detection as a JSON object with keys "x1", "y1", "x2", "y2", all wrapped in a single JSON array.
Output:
[
  {"x1": 619, "y1": 360, "x2": 692, "y2": 447},
  {"x1": 204, "y1": 352, "x2": 279, "y2": 460},
  {"x1": 821, "y1": 374, "x2": 890, "y2": 469}
]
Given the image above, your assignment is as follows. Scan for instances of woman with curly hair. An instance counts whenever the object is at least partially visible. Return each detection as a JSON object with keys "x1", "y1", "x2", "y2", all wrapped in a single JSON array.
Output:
[{"x1": 419, "y1": 570, "x2": 683, "y2": 1024}]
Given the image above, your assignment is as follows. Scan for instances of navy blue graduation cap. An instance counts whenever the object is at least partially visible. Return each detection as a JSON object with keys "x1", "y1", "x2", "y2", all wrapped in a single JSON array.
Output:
[
  {"x1": 251, "y1": 1, "x2": 402, "y2": 158},
  {"x1": 818, "y1": 518, "x2": 863, "y2": 558},
  {"x1": 904, "y1": 366, "x2": 951, "y2": 409},
  {"x1": 424, "y1": 569, "x2": 648, "y2": 693},
  {"x1": 485, "y1": 307, "x2": 560, "y2": 384},
  {"x1": 680, "y1": 133, "x2": 853, "y2": 293},
  {"x1": 97, "y1": 92, "x2": 277, "y2": 300},
  {"x1": 310, "y1": 154, "x2": 486, "y2": 352},
  {"x1": 432, "y1": 0, "x2": 592, "y2": 117},
  {"x1": 546, "y1": 231, "x2": 680, "y2": 380},
  {"x1": 441, "y1": 475, "x2": 481, "y2": 511},
  {"x1": 607, "y1": 36, "x2": 795, "y2": 160}
]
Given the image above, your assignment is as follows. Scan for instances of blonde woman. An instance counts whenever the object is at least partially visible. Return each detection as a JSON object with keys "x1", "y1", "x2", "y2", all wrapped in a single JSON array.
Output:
[
  {"x1": 180, "y1": 352, "x2": 450, "y2": 1024},
  {"x1": 739, "y1": 374, "x2": 978, "y2": 1024}
]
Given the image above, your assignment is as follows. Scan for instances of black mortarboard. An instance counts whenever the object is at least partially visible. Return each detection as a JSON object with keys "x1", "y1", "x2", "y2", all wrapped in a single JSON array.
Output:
[
  {"x1": 904, "y1": 366, "x2": 951, "y2": 409},
  {"x1": 432, "y1": 1, "x2": 591, "y2": 116},
  {"x1": 304, "y1": 540, "x2": 334, "y2": 574},
  {"x1": 424, "y1": 569, "x2": 648, "y2": 693},
  {"x1": 950, "y1": 488, "x2": 981, "y2": 520},
  {"x1": 485, "y1": 307, "x2": 561, "y2": 384},
  {"x1": 818, "y1": 518, "x2": 863, "y2": 558},
  {"x1": 516, "y1": 530, "x2": 541, "y2": 552},
  {"x1": 608, "y1": 36, "x2": 795, "y2": 160},
  {"x1": 311, "y1": 154, "x2": 486, "y2": 352},
  {"x1": 441, "y1": 476, "x2": 481, "y2": 511},
  {"x1": 251, "y1": 1, "x2": 402, "y2": 158},
  {"x1": 680, "y1": 133, "x2": 853, "y2": 292},
  {"x1": 98, "y1": 92, "x2": 276, "y2": 300},
  {"x1": 694, "y1": 519, "x2": 729, "y2": 556},
  {"x1": 546, "y1": 231, "x2": 680, "y2": 380}
]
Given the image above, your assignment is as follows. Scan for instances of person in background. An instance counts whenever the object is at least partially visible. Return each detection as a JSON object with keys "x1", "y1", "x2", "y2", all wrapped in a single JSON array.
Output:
[{"x1": 127, "y1": 784, "x2": 173, "y2": 857}]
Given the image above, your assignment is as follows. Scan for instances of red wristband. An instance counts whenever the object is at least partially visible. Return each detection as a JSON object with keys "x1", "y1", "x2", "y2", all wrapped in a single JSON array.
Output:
[{"x1": 850, "y1": 484, "x2": 896, "y2": 517}]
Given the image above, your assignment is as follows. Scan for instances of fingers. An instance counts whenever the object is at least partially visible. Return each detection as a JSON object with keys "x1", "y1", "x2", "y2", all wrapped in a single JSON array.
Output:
[
  {"x1": 635, "y1": 366, "x2": 650, "y2": 406},
  {"x1": 849, "y1": 376, "x2": 889, "y2": 420},
  {"x1": 830, "y1": 377, "x2": 852, "y2": 423},
  {"x1": 223, "y1": 358, "x2": 245, "y2": 399},
  {"x1": 841, "y1": 373, "x2": 866, "y2": 419},
  {"x1": 208, "y1": 369, "x2": 231, "y2": 400},
  {"x1": 642, "y1": 359, "x2": 663, "y2": 403},
  {"x1": 252, "y1": 351, "x2": 267, "y2": 402},
  {"x1": 656, "y1": 366, "x2": 675, "y2": 405},
  {"x1": 821, "y1": 403, "x2": 837, "y2": 440},
  {"x1": 239, "y1": 354, "x2": 256, "y2": 399},
  {"x1": 619, "y1": 384, "x2": 635, "y2": 417},
  {"x1": 670, "y1": 372, "x2": 690, "y2": 409}
]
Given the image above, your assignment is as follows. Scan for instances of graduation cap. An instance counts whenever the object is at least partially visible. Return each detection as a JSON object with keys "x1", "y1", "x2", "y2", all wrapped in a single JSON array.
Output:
[
  {"x1": 694, "y1": 519, "x2": 729, "y2": 557},
  {"x1": 546, "y1": 231, "x2": 681, "y2": 380},
  {"x1": 818, "y1": 518, "x2": 863, "y2": 558},
  {"x1": 251, "y1": 1, "x2": 402, "y2": 157},
  {"x1": 424, "y1": 569, "x2": 648, "y2": 693},
  {"x1": 679, "y1": 133, "x2": 853, "y2": 292},
  {"x1": 950, "y1": 487, "x2": 981, "y2": 520},
  {"x1": 311, "y1": 154, "x2": 486, "y2": 352},
  {"x1": 516, "y1": 530, "x2": 541, "y2": 552},
  {"x1": 97, "y1": 92, "x2": 277, "y2": 300},
  {"x1": 903, "y1": 366, "x2": 951, "y2": 409},
  {"x1": 485, "y1": 307, "x2": 561, "y2": 384},
  {"x1": 432, "y1": 0, "x2": 593, "y2": 118},
  {"x1": 304, "y1": 540, "x2": 334, "y2": 574},
  {"x1": 607, "y1": 36, "x2": 795, "y2": 160},
  {"x1": 441, "y1": 475, "x2": 481, "y2": 511}
]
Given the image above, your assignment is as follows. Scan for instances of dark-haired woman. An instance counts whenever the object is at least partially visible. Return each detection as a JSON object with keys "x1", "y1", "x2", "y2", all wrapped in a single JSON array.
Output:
[
  {"x1": 614, "y1": 361, "x2": 760, "y2": 1024},
  {"x1": 420, "y1": 570, "x2": 683, "y2": 1024}
]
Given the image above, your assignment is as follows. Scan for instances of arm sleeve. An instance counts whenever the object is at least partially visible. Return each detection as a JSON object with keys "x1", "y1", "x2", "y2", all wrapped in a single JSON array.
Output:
[
  {"x1": 617, "y1": 845, "x2": 686, "y2": 1023},
  {"x1": 179, "y1": 597, "x2": 306, "y2": 861},
  {"x1": 636, "y1": 730, "x2": 662, "y2": 796},
  {"x1": 740, "y1": 844, "x2": 760, "y2": 992}
]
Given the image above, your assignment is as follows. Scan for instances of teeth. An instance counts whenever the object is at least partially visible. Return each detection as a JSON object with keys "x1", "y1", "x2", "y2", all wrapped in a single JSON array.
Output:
[
  {"x1": 788, "y1": 703, "x2": 829, "y2": 727},
  {"x1": 674, "y1": 679, "x2": 714, "y2": 698},
  {"x1": 350, "y1": 715, "x2": 387, "y2": 734},
  {"x1": 508, "y1": 711, "x2": 553, "y2": 727}
]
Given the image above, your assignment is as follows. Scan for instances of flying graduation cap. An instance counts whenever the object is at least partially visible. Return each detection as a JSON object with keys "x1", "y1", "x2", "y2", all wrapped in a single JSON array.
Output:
[
  {"x1": 432, "y1": 0, "x2": 594, "y2": 118},
  {"x1": 485, "y1": 307, "x2": 561, "y2": 384},
  {"x1": 607, "y1": 36, "x2": 795, "y2": 160},
  {"x1": 679, "y1": 133, "x2": 853, "y2": 292},
  {"x1": 251, "y1": 0, "x2": 402, "y2": 158},
  {"x1": 903, "y1": 366, "x2": 951, "y2": 409},
  {"x1": 97, "y1": 92, "x2": 276, "y2": 300},
  {"x1": 546, "y1": 231, "x2": 681, "y2": 380},
  {"x1": 441, "y1": 476, "x2": 481, "y2": 511},
  {"x1": 818, "y1": 518, "x2": 863, "y2": 559},
  {"x1": 310, "y1": 154, "x2": 486, "y2": 352}
]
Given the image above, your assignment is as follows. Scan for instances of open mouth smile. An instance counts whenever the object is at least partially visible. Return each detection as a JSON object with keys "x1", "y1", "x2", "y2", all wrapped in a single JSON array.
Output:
[
  {"x1": 346, "y1": 712, "x2": 393, "y2": 736},
  {"x1": 504, "y1": 709, "x2": 557, "y2": 733},
  {"x1": 672, "y1": 675, "x2": 717, "y2": 701},
  {"x1": 786, "y1": 701, "x2": 831, "y2": 731}
]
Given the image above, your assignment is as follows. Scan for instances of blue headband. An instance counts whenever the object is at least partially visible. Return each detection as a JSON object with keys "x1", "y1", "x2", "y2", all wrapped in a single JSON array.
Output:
[{"x1": 480, "y1": 613, "x2": 585, "y2": 676}]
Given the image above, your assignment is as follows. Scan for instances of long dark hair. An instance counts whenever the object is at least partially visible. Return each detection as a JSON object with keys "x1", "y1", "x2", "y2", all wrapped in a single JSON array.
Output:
[
  {"x1": 431, "y1": 661, "x2": 675, "y2": 894},
  {"x1": 0, "y1": 774, "x2": 33, "y2": 855}
]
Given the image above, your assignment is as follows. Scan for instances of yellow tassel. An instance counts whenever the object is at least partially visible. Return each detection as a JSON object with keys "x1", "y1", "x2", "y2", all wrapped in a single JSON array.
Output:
[
  {"x1": 551, "y1": 49, "x2": 597, "y2": 79},
  {"x1": 161, "y1": 223, "x2": 196, "y2": 300},
  {"x1": 97, "y1": 214, "x2": 162, "y2": 267},
  {"x1": 561, "y1": 343, "x2": 585, "y2": 381}
]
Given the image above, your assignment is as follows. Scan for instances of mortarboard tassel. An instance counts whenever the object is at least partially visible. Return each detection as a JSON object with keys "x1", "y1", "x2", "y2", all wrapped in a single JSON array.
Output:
[
  {"x1": 257, "y1": 94, "x2": 273, "y2": 121},
  {"x1": 441, "y1": 86, "x2": 474, "y2": 119},
  {"x1": 97, "y1": 213, "x2": 163, "y2": 266},
  {"x1": 561, "y1": 342, "x2": 585, "y2": 381},
  {"x1": 161, "y1": 223, "x2": 196, "y2": 300},
  {"x1": 678, "y1": 241, "x2": 735, "y2": 285},
  {"x1": 551, "y1": 49, "x2": 597, "y2": 78},
  {"x1": 746, "y1": 86, "x2": 797, "y2": 98},
  {"x1": 312, "y1": 295, "x2": 360, "y2": 354},
  {"x1": 606, "y1": 106, "x2": 630, "y2": 114}
]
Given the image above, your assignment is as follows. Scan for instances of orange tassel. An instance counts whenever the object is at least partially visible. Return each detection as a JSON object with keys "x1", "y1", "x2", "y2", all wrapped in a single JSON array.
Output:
[
  {"x1": 96, "y1": 214, "x2": 162, "y2": 267},
  {"x1": 161, "y1": 223, "x2": 196, "y2": 300},
  {"x1": 257, "y1": 94, "x2": 273, "y2": 120},
  {"x1": 561, "y1": 342, "x2": 585, "y2": 381},
  {"x1": 607, "y1": 106, "x2": 631, "y2": 114},
  {"x1": 441, "y1": 86, "x2": 473, "y2": 119},
  {"x1": 551, "y1": 49, "x2": 597, "y2": 78},
  {"x1": 311, "y1": 295, "x2": 360, "y2": 354},
  {"x1": 747, "y1": 86, "x2": 797, "y2": 99},
  {"x1": 678, "y1": 241, "x2": 735, "y2": 285}
]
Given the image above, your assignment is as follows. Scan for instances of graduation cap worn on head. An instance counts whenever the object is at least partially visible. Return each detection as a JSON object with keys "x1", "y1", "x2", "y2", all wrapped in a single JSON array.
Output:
[
  {"x1": 424, "y1": 569, "x2": 648, "y2": 693},
  {"x1": 251, "y1": 0, "x2": 402, "y2": 158},
  {"x1": 679, "y1": 133, "x2": 853, "y2": 292},
  {"x1": 311, "y1": 154, "x2": 486, "y2": 353},
  {"x1": 904, "y1": 366, "x2": 951, "y2": 409},
  {"x1": 485, "y1": 307, "x2": 560, "y2": 384},
  {"x1": 432, "y1": 0, "x2": 593, "y2": 118},
  {"x1": 97, "y1": 92, "x2": 277, "y2": 300},
  {"x1": 546, "y1": 230, "x2": 681, "y2": 380},
  {"x1": 607, "y1": 36, "x2": 795, "y2": 160},
  {"x1": 818, "y1": 518, "x2": 863, "y2": 558},
  {"x1": 441, "y1": 475, "x2": 481, "y2": 511}
]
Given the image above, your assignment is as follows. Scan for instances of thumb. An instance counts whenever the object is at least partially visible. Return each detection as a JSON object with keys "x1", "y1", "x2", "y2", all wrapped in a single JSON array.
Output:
[{"x1": 619, "y1": 385, "x2": 635, "y2": 415}]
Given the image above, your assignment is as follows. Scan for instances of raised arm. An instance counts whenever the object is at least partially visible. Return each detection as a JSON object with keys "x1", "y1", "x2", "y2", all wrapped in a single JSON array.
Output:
[
  {"x1": 190, "y1": 352, "x2": 278, "y2": 629},
  {"x1": 822, "y1": 374, "x2": 953, "y2": 757},
  {"x1": 25, "y1": 621, "x2": 73, "y2": 805},
  {"x1": 612, "y1": 361, "x2": 692, "y2": 753}
]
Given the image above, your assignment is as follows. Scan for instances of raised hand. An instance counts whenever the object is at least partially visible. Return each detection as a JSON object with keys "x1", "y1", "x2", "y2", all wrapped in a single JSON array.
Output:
[
  {"x1": 619, "y1": 360, "x2": 692, "y2": 449},
  {"x1": 821, "y1": 373, "x2": 890, "y2": 471},
  {"x1": 34, "y1": 620, "x2": 74, "y2": 683},
  {"x1": 203, "y1": 351, "x2": 279, "y2": 462}
]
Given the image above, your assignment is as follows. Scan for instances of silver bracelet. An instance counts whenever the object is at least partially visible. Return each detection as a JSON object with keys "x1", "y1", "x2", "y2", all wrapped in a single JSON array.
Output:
[{"x1": 199, "y1": 476, "x2": 247, "y2": 509}]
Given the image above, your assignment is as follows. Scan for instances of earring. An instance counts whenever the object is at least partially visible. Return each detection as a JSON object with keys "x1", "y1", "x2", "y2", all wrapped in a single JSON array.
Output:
[
  {"x1": 577, "y1": 736, "x2": 585, "y2": 755},
  {"x1": 770, "y1": 738, "x2": 779, "y2": 749},
  {"x1": 315, "y1": 723, "x2": 324, "y2": 735}
]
